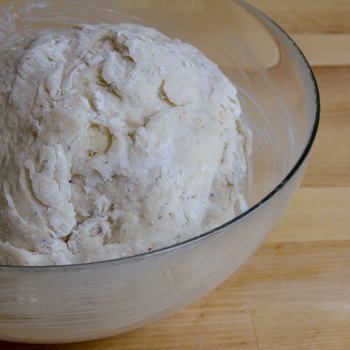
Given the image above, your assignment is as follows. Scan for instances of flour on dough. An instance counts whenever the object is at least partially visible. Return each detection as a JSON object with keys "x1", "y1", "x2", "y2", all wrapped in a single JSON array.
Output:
[{"x1": 0, "y1": 23, "x2": 252, "y2": 265}]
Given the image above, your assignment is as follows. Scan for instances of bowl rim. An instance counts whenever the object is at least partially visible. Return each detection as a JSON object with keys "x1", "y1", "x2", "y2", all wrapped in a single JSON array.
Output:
[{"x1": 0, "y1": 0, "x2": 320, "y2": 270}]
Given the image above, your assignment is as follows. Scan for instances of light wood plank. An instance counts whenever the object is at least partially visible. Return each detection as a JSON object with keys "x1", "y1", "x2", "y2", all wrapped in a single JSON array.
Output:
[
  {"x1": 251, "y1": 302, "x2": 350, "y2": 349},
  {"x1": 291, "y1": 33, "x2": 350, "y2": 66},
  {"x1": 266, "y1": 187, "x2": 350, "y2": 243},
  {"x1": 301, "y1": 66, "x2": 350, "y2": 187},
  {"x1": 248, "y1": 0, "x2": 350, "y2": 34},
  {"x1": 0, "y1": 307, "x2": 258, "y2": 350},
  {"x1": 290, "y1": 34, "x2": 350, "y2": 66},
  {"x1": 205, "y1": 241, "x2": 350, "y2": 307}
]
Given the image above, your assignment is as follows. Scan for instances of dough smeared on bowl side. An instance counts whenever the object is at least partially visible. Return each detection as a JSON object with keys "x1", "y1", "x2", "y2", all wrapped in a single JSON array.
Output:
[{"x1": 0, "y1": 23, "x2": 251, "y2": 265}]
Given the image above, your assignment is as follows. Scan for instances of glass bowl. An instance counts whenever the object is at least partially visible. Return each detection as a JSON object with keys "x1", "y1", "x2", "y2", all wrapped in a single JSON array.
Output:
[{"x1": 0, "y1": 0, "x2": 319, "y2": 344}]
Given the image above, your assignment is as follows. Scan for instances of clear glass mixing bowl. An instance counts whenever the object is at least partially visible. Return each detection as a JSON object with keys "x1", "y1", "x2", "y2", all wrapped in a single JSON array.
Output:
[{"x1": 0, "y1": 0, "x2": 319, "y2": 343}]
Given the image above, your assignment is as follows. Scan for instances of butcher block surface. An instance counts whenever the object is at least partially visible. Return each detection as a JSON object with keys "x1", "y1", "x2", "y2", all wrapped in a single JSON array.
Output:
[{"x1": 1, "y1": 0, "x2": 350, "y2": 349}]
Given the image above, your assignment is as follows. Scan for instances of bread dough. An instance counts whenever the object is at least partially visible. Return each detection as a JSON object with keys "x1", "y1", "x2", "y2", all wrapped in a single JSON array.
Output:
[{"x1": 0, "y1": 23, "x2": 251, "y2": 265}]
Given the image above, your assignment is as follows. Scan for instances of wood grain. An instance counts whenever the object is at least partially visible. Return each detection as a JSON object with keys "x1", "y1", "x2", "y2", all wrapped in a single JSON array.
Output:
[
  {"x1": 211, "y1": 241, "x2": 350, "y2": 306},
  {"x1": 249, "y1": 0, "x2": 350, "y2": 67},
  {"x1": 1, "y1": 0, "x2": 349, "y2": 349},
  {"x1": 266, "y1": 187, "x2": 350, "y2": 242},
  {"x1": 289, "y1": 34, "x2": 350, "y2": 66},
  {"x1": 302, "y1": 66, "x2": 350, "y2": 187},
  {"x1": 252, "y1": 303, "x2": 350, "y2": 350},
  {"x1": 0, "y1": 306, "x2": 259, "y2": 349},
  {"x1": 248, "y1": 0, "x2": 350, "y2": 34}
]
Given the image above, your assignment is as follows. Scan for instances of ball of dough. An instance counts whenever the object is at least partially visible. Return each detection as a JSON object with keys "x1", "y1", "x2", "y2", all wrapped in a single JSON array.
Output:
[{"x1": 0, "y1": 23, "x2": 251, "y2": 265}]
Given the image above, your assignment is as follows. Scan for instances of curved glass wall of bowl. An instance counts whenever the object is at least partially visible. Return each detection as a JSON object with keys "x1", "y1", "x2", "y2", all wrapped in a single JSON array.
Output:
[{"x1": 0, "y1": 0, "x2": 319, "y2": 344}]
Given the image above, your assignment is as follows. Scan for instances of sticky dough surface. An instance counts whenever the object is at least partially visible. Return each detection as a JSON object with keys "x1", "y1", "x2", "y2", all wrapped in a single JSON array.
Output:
[{"x1": 0, "y1": 23, "x2": 251, "y2": 265}]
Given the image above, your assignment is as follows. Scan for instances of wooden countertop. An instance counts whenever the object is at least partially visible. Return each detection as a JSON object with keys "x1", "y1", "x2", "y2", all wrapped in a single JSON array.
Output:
[{"x1": 2, "y1": 0, "x2": 350, "y2": 349}]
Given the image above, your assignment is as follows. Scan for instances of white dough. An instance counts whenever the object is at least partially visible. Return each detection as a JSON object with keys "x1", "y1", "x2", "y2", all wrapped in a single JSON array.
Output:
[{"x1": 0, "y1": 23, "x2": 251, "y2": 265}]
